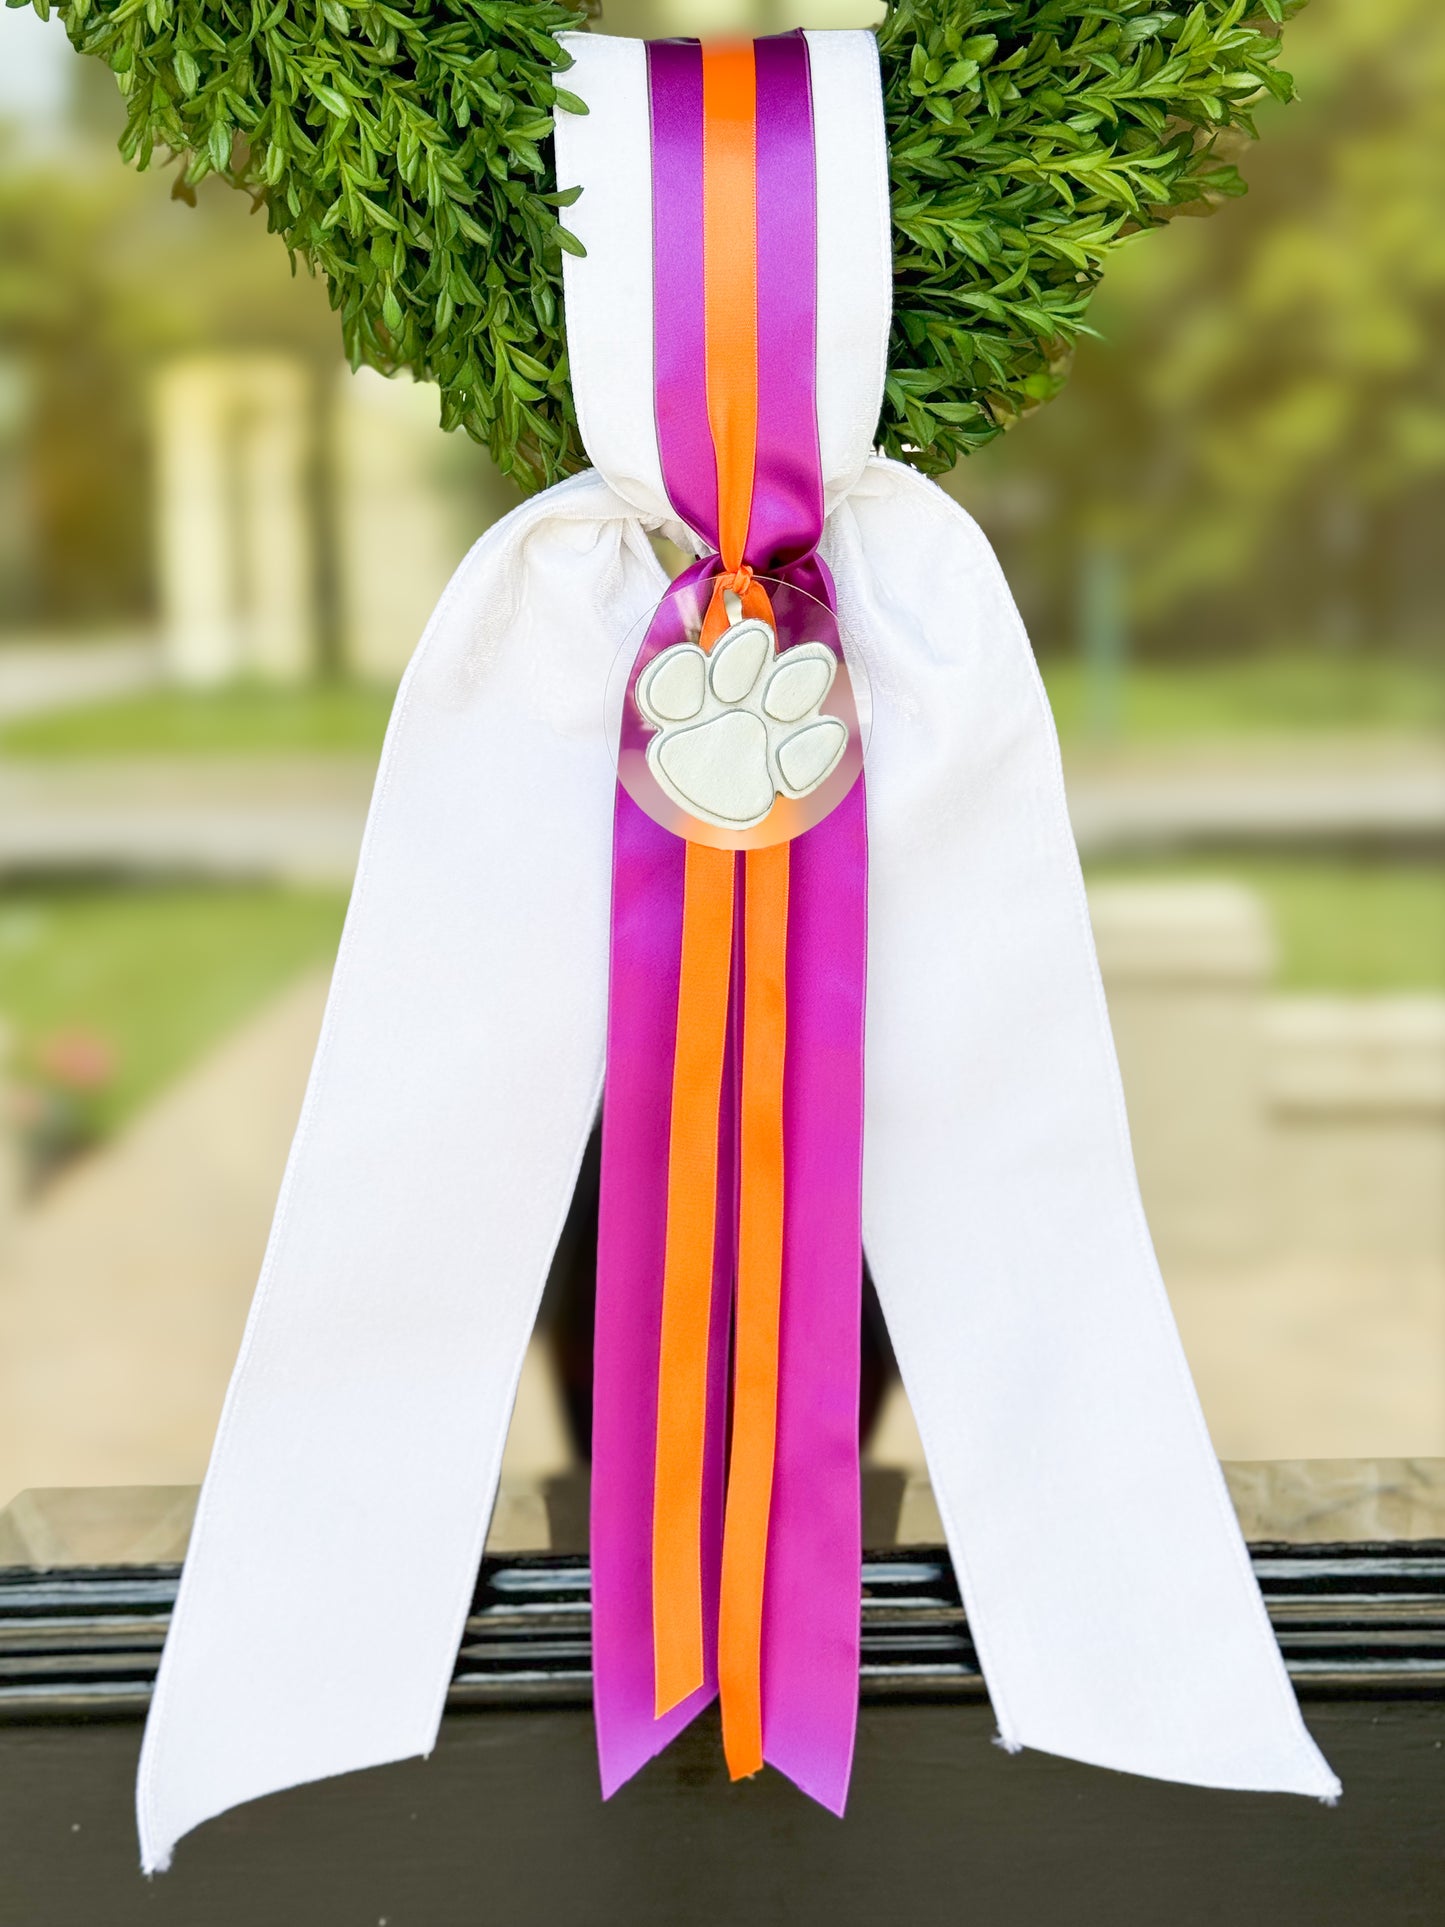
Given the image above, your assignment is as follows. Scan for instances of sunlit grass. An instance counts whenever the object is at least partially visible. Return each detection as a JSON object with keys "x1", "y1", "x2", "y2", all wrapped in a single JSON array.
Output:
[
  {"x1": 1084, "y1": 857, "x2": 1445, "y2": 993},
  {"x1": 0, "y1": 656, "x2": 1438, "y2": 758},
  {"x1": 0, "y1": 882, "x2": 346, "y2": 1135},
  {"x1": 1043, "y1": 653, "x2": 1443, "y2": 742},
  {"x1": 0, "y1": 681, "x2": 397, "y2": 758}
]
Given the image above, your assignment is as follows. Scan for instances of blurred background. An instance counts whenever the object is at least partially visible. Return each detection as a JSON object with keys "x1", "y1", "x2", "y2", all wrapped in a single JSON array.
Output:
[{"x1": 0, "y1": 0, "x2": 1440, "y2": 1525}]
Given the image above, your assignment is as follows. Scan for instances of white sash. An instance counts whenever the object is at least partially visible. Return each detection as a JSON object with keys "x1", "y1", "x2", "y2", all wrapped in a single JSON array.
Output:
[{"x1": 138, "y1": 28, "x2": 1335, "y2": 1875}]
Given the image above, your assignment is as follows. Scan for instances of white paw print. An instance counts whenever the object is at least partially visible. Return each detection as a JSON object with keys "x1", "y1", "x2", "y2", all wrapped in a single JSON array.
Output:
[{"x1": 636, "y1": 617, "x2": 849, "y2": 832}]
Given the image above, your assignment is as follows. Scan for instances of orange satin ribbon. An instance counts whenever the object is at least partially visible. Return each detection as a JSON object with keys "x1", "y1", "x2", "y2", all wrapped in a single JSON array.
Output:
[
  {"x1": 719, "y1": 840, "x2": 788, "y2": 1778},
  {"x1": 652, "y1": 838, "x2": 734, "y2": 1714},
  {"x1": 651, "y1": 40, "x2": 790, "y2": 1777}
]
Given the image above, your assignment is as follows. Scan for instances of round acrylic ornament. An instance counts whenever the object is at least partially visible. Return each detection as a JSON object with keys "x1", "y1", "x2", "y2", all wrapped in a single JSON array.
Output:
[{"x1": 606, "y1": 571, "x2": 868, "y2": 852}]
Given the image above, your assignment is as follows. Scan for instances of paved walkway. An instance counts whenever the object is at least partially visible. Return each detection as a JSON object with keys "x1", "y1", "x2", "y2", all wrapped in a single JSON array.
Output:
[
  {"x1": 0, "y1": 756, "x2": 374, "y2": 883},
  {"x1": 0, "y1": 637, "x2": 161, "y2": 724},
  {"x1": 0, "y1": 968, "x2": 573, "y2": 1509},
  {"x1": 1067, "y1": 746, "x2": 1445, "y2": 856},
  {"x1": 868, "y1": 1256, "x2": 1445, "y2": 1469},
  {"x1": 1, "y1": 736, "x2": 1442, "y2": 880},
  {"x1": 1168, "y1": 1254, "x2": 1445, "y2": 1459},
  {"x1": 0, "y1": 971, "x2": 327, "y2": 1503}
]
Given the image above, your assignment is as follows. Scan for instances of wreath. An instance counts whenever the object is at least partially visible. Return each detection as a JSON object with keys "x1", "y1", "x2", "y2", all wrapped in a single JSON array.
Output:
[{"x1": 27, "y1": 0, "x2": 1302, "y2": 492}]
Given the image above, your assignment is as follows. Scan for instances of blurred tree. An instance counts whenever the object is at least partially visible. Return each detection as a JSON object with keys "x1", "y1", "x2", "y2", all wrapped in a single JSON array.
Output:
[
  {"x1": 0, "y1": 66, "x2": 336, "y2": 626},
  {"x1": 951, "y1": 0, "x2": 1445, "y2": 661},
  {"x1": 0, "y1": 141, "x2": 155, "y2": 620}
]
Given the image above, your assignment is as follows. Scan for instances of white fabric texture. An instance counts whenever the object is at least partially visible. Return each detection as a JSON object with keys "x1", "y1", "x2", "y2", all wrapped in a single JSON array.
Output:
[
  {"x1": 805, "y1": 29, "x2": 892, "y2": 512},
  {"x1": 826, "y1": 465, "x2": 1336, "y2": 1794},
  {"x1": 550, "y1": 27, "x2": 889, "y2": 528},
  {"x1": 135, "y1": 478, "x2": 667, "y2": 1870},
  {"x1": 552, "y1": 34, "x2": 669, "y2": 529},
  {"x1": 137, "y1": 25, "x2": 1335, "y2": 1875}
]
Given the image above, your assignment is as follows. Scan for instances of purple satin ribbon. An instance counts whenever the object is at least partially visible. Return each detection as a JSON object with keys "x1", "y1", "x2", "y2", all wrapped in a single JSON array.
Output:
[{"x1": 592, "y1": 30, "x2": 867, "y2": 1814}]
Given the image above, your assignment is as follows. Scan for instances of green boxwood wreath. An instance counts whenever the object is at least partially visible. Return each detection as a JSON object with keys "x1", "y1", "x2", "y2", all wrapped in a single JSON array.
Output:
[{"x1": 24, "y1": 0, "x2": 1304, "y2": 493}]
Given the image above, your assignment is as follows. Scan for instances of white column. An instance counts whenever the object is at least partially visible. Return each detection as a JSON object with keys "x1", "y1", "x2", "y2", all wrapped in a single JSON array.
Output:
[
  {"x1": 236, "y1": 357, "x2": 316, "y2": 684},
  {"x1": 153, "y1": 359, "x2": 239, "y2": 685},
  {"x1": 152, "y1": 354, "x2": 318, "y2": 685},
  {"x1": 331, "y1": 366, "x2": 510, "y2": 681}
]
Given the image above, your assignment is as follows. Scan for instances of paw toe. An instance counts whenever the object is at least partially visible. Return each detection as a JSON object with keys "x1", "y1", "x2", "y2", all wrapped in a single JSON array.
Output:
[
  {"x1": 708, "y1": 620, "x2": 773, "y2": 705},
  {"x1": 763, "y1": 647, "x2": 836, "y2": 723},
  {"x1": 639, "y1": 645, "x2": 706, "y2": 724},
  {"x1": 776, "y1": 717, "x2": 847, "y2": 798}
]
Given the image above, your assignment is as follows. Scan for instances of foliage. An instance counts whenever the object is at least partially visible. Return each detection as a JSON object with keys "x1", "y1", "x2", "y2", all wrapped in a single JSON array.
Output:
[
  {"x1": 0, "y1": 137, "x2": 154, "y2": 616},
  {"x1": 15, "y1": 0, "x2": 1300, "y2": 492},
  {"x1": 876, "y1": 0, "x2": 1304, "y2": 472},
  {"x1": 1107, "y1": 0, "x2": 1445, "y2": 625},
  {"x1": 948, "y1": 0, "x2": 1445, "y2": 650},
  {"x1": 17, "y1": 0, "x2": 588, "y2": 492},
  {"x1": 0, "y1": 101, "x2": 336, "y2": 619}
]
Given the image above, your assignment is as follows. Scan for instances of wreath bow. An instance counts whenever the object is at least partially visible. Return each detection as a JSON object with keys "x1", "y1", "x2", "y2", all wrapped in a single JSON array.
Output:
[{"x1": 134, "y1": 30, "x2": 1336, "y2": 1873}]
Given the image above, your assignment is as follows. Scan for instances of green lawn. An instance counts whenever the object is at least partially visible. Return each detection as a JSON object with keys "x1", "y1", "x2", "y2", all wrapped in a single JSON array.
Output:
[
  {"x1": 0, "y1": 655, "x2": 1438, "y2": 758},
  {"x1": 0, "y1": 680, "x2": 397, "y2": 759},
  {"x1": 1043, "y1": 652, "x2": 1443, "y2": 742},
  {"x1": 1084, "y1": 857, "x2": 1445, "y2": 994},
  {"x1": 0, "y1": 882, "x2": 347, "y2": 1137}
]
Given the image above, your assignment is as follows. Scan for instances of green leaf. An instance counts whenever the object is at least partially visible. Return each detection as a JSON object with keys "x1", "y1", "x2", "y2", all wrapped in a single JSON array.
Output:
[
  {"x1": 312, "y1": 84, "x2": 352, "y2": 121},
  {"x1": 26, "y1": 0, "x2": 1304, "y2": 495}
]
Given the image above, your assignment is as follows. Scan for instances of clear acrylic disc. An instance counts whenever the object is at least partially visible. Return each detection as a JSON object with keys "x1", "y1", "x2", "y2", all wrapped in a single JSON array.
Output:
[{"x1": 604, "y1": 572, "x2": 869, "y2": 851}]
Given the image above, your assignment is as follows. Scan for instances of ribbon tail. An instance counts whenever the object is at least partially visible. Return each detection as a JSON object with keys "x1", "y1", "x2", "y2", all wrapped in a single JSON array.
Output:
[
  {"x1": 592, "y1": 790, "x2": 734, "y2": 1795},
  {"x1": 134, "y1": 474, "x2": 663, "y2": 1874},
  {"x1": 757, "y1": 782, "x2": 868, "y2": 1815},
  {"x1": 828, "y1": 456, "x2": 1339, "y2": 1802}
]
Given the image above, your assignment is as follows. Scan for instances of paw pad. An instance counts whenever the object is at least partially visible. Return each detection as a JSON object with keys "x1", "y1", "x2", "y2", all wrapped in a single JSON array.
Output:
[{"x1": 637, "y1": 618, "x2": 848, "y2": 831}]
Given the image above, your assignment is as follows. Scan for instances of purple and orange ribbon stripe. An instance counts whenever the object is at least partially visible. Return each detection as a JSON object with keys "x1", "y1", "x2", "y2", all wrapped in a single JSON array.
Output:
[{"x1": 591, "y1": 31, "x2": 869, "y2": 1812}]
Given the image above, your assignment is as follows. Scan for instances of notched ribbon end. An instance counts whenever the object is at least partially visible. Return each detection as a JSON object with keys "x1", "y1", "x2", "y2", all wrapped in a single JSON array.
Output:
[{"x1": 653, "y1": 1660, "x2": 706, "y2": 1721}]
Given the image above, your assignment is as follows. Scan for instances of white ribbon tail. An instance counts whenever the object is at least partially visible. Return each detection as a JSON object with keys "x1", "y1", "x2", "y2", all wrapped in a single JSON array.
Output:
[
  {"x1": 136, "y1": 471, "x2": 666, "y2": 1872},
  {"x1": 832, "y1": 455, "x2": 1339, "y2": 1801}
]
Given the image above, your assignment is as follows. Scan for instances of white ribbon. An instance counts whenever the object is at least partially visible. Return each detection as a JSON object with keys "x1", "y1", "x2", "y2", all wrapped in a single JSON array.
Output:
[{"x1": 137, "y1": 27, "x2": 1335, "y2": 1875}]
